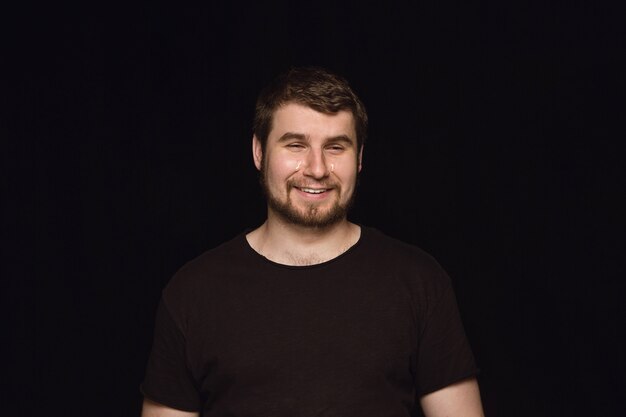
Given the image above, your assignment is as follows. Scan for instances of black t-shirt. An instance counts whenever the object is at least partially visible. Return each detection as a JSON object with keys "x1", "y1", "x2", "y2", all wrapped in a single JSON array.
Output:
[{"x1": 141, "y1": 226, "x2": 479, "y2": 416}]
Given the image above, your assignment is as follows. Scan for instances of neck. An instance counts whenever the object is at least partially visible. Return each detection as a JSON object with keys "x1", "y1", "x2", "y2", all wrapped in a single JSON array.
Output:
[{"x1": 246, "y1": 216, "x2": 360, "y2": 266}]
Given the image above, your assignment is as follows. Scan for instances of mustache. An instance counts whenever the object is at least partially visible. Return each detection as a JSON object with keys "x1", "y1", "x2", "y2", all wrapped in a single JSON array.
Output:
[{"x1": 287, "y1": 179, "x2": 338, "y2": 189}]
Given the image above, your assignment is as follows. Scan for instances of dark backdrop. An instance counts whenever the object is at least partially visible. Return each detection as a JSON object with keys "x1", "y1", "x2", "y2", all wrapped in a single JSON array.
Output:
[{"x1": 3, "y1": 2, "x2": 624, "y2": 417}]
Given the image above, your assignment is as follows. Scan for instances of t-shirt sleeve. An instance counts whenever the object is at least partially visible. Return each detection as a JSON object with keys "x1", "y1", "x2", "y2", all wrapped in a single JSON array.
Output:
[
  {"x1": 140, "y1": 297, "x2": 202, "y2": 412},
  {"x1": 415, "y1": 278, "x2": 480, "y2": 396}
]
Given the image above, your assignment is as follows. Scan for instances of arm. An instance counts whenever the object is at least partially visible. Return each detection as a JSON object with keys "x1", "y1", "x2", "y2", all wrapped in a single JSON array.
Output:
[
  {"x1": 141, "y1": 398, "x2": 199, "y2": 417},
  {"x1": 419, "y1": 377, "x2": 485, "y2": 417}
]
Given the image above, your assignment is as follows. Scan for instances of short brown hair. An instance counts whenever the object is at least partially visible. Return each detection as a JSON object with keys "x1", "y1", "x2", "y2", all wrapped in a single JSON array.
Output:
[{"x1": 253, "y1": 66, "x2": 368, "y2": 151}]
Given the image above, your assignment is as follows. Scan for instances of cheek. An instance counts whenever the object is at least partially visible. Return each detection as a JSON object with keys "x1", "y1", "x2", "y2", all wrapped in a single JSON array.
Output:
[
  {"x1": 285, "y1": 158, "x2": 302, "y2": 172},
  {"x1": 332, "y1": 159, "x2": 359, "y2": 180},
  {"x1": 265, "y1": 154, "x2": 301, "y2": 183},
  {"x1": 271, "y1": 153, "x2": 303, "y2": 175}
]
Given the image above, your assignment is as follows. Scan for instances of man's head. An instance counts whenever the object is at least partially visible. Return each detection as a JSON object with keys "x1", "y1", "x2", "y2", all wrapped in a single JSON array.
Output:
[
  {"x1": 253, "y1": 66, "x2": 368, "y2": 155},
  {"x1": 252, "y1": 67, "x2": 368, "y2": 228}
]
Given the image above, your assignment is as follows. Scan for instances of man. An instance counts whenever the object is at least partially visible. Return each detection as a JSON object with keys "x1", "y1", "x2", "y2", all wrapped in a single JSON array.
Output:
[{"x1": 140, "y1": 66, "x2": 484, "y2": 416}]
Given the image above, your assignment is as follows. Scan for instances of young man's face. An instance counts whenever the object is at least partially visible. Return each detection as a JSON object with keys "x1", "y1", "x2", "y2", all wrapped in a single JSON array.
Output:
[{"x1": 253, "y1": 102, "x2": 363, "y2": 228}]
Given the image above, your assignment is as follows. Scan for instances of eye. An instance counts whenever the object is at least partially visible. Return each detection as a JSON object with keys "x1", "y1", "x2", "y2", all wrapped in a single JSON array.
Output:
[
  {"x1": 286, "y1": 143, "x2": 306, "y2": 151},
  {"x1": 326, "y1": 144, "x2": 345, "y2": 153}
]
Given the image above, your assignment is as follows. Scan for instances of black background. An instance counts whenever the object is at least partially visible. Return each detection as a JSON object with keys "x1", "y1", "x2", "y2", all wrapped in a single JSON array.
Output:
[{"x1": 3, "y1": 1, "x2": 625, "y2": 416}]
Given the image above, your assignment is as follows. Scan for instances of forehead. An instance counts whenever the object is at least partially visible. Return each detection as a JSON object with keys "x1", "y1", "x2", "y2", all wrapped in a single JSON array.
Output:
[{"x1": 269, "y1": 102, "x2": 356, "y2": 142}]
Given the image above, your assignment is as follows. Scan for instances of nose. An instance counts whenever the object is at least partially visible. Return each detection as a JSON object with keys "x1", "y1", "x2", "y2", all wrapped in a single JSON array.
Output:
[{"x1": 302, "y1": 148, "x2": 330, "y2": 179}]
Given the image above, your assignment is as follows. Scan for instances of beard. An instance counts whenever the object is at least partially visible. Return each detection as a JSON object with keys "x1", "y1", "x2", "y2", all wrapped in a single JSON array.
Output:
[{"x1": 259, "y1": 165, "x2": 358, "y2": 229}]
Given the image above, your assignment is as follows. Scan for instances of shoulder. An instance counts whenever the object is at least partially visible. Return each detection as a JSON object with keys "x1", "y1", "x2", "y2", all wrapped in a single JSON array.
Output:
[
  {"x1": 160, "y1": 231, "x2": 251, "y2": 313},
  {"x1": 358, "y1": 225, "x2": 454, "y2": 299},
  {"x1": 359, "y1": 226, "x2": 447, "y2": 276},
  {"x1": 176, "y1": 232, "x2": 249, "y2": 277}
]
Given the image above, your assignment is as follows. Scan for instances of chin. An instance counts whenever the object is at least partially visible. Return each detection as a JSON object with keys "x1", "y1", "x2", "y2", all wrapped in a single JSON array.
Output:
[
  {"x1": 272, "y1": 201, "x2": 348, "y2": 228},
  {"x1": 263, "y1": 181, "x2": 357, "y2": 228}
]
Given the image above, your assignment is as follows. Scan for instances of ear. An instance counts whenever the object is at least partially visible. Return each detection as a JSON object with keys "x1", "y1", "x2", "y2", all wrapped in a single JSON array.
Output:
[
  {"x1": 357, "y1": 145, "x2": 364, "y2": 172},
  {"x1": 252, "y1": 134, "x2": 263, "y2": 171}
]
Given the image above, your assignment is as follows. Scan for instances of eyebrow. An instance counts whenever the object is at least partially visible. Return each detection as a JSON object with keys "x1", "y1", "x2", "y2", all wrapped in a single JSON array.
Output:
[
  {"x1": 277, "y1": 132, "x2": 307, "y2": 142},
  {"x1": 277, "y1": 132, "x2": 355, "y2": 146}
]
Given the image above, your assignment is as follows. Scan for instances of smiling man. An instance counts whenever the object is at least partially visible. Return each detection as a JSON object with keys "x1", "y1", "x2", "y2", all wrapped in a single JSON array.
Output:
[
  {"x1": 140, "y1": 67, "x2": 484, "y2": 417},
  {"x1": 247, "y1": 102, "x2": 363, "y2": 265}
]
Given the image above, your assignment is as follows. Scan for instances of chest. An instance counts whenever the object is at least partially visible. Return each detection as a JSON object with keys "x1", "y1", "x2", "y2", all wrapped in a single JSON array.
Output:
[{"x1": 185, "y1": 272, "x2": 418, "y2": 391}]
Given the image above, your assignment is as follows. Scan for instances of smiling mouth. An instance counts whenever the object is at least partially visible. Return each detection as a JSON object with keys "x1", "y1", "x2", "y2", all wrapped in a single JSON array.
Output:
[{"x1": 297, "y1": 187, "x2": 329, "y2": 194}]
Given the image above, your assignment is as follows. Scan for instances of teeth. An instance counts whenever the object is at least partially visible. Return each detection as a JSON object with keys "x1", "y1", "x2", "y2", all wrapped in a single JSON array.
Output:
[{"x1": 301, "y1": 188, "x2": 326, "y2": 194}]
